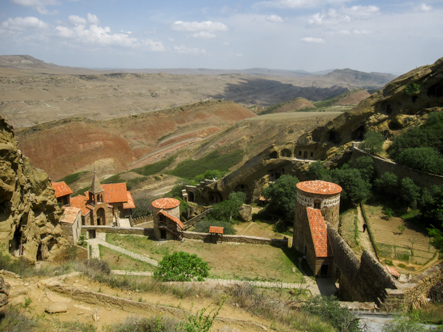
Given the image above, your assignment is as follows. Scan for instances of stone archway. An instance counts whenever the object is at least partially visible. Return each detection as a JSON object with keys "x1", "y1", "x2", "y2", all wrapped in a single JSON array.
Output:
[{"x1": 96, "y1": 208, "x2": 106, "y2": 225}]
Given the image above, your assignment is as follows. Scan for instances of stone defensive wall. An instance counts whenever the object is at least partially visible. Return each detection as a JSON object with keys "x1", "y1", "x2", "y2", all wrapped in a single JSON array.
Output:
[
  {"x1": 381, "y1": 262, "x2": 443, "y2": 312},
  {"x1": 352, "y1": 146, "x2": 443, "y2": 189},
  {"x1": 81, "y1": 226, "x2": 288, "y2": 247},
  {"x1": 327, "y1": 226, "x2": 397, "y2": 303}
]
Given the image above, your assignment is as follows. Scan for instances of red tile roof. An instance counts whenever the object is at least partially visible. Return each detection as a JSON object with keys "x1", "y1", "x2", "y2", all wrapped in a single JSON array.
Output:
[
  {"x1": 123, "y1": 191, "x2": 135, "y2": 209},
  {"x1": 51, "y1": 181, "x2": 73, "y2": 198},
  {"x1": 297, "y1": 180, "x2": 342, "y2": 195},
  {"x1": 306, "y1": 207, "x2": 331, "y2": 258},
  {"x1": 152, "y1": 198, "x2": 180, "y2": 210},
  {"x1": 70, "y1": 195, "x2": 90, "y2": 217},
  {"x1": 101, "y1": 183, "x2": 128, "y2": 203},
  {"x1": 385, "y1": 265, "x2": 400, "y2": 278},
  {"x1": 60, "y1": 207, "x2": 81, "y2": 224},
  {"x1": 157, "y1": 210, "x2": 184, "y2": 229},
  {"x1": 209, "y1": 226, "x2": 224, "y2": 234}
]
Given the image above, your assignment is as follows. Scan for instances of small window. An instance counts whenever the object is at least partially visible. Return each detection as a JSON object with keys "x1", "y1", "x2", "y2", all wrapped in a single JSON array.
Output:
[
  {"x1": 314, "y1": 200, "x2": 321, "y2": 209},
  {"x1": 310, "y1": 152, "x2": 313, "y2": 157}
]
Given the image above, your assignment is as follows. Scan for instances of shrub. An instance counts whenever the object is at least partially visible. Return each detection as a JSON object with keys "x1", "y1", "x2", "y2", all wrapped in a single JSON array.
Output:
[
  {"x1": 302, "y1": 295, "x2": 360, "y2": 332},
  {"x1": 108, "y1": 316, "x2": 183, "y2": 332},
  {"x1": 154, "y1": 252, "x2": 210, "y2": 282},
  {"x1": 0, "y1": 306, "x2": 40, "y2": 331},
  {"x1": 132, "y1": 197, "x2": 153, "y2": 219},
  {"x1": 404, "y1": 83, "x2": 421, "y2": 96},
  {"x1": 382, "y1": 316, "x2": 428, "y2": 332},
  {"x1": 80, "y1": 258, "x2": 111, "y2": 277}
]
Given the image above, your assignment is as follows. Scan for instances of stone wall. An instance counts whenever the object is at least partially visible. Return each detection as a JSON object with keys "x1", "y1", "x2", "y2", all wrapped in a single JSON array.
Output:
[
  {"x1": 381, "y1": 262, "x2": 443, "y2": 312},
  {"x1": 352, "y1": 147, "x2": 443, "y2": 189},
  {"x1": 327, "y1": 227, "x2": 397, "y2": 303},
  {"x1": 81, "y1": 226, "x2": 288, "y2": 247},
  {"x1": 82, "y1": 226, "x2": 155, "y2": 237}
]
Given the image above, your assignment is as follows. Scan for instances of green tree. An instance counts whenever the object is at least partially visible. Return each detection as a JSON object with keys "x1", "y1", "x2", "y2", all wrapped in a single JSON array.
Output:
[
  {"x1": 395, "y1": 147, "x2": 443, "y2": 175},
  {"x1": 263, "y1": 175, "x2": 299, "y2": 225},
  {"x1": 154, "y1": 251, "x2": 210, "y2": 282},
  {"x1": 348, "y1": 156, "x2": 375, "y2": 183},
  {"x1": 208, "y1": 192, "x2": 245, "y2": 222},
  {"x1": 400, "y1": 177, "x2": 420, "y2": 208},
  {"x1": 305, "y1": 161, "x2": 332, "y2": 181},
  {"x1": 374, "y1": 172, "x2": 399, "y2": 199},
  {"x1": 419, "y1": 185, "x2": 443, "y2": 226},
  {"x1": 330, "y1": 168, "x2": 371, "y2": 205},
  {"x1": 360, "y1": 130, "x2": 385, "y2": 155}
]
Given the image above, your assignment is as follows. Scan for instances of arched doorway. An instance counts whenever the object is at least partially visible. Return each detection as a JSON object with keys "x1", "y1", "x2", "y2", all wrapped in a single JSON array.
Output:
[{"x1": 96, "y1": 208, "x2": 106, "y2": 225}]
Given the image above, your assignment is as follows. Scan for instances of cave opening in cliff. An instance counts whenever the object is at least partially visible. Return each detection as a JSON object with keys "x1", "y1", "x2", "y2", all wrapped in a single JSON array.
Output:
[
  {"x1": 9, "y1": 226, "x2": 23, "y2": 256},
  {"x1": 427, "y1": 83, "x2": 443, "y2": 97},
  {"x1": 352, "y1": 125, "x2": 365, "y2": 140}
]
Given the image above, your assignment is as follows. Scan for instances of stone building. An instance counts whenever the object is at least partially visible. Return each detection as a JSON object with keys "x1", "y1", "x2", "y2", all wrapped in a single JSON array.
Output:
[
  {"x1": 59, "y1": 206, "x2": 82, "y2": 244},
  {"x1": 70, "y1": 172, "x2": 135, "y2": 226},
  {"x1": 51, "y1": 181, "x2": 73, "y2": 207},
  {"x1": 293, "y1": 180, "x2": 342, "y2": 277},
  {"x1": 152, "y1": 198, "x2": 184, "y2": 240}
]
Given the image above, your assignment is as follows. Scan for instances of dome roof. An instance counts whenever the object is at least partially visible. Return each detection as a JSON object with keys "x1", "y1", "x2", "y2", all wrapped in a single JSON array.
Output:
[
  {"x1": 296, "y1": 180, "x2": 342, "y2": 195},
  {"x1": 152, "y1": 197, "x2": 180, "y2": 209}
]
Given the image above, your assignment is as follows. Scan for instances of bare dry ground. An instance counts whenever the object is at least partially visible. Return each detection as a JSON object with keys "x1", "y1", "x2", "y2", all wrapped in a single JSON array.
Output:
[{"x1": 3, "y1": 272, "x2": 272, "y2": 332}]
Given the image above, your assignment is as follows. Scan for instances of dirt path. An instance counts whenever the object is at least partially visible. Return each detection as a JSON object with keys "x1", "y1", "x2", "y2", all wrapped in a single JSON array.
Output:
[{"x1": 356, "y1": 205, "x2": 376, "y2": 256}]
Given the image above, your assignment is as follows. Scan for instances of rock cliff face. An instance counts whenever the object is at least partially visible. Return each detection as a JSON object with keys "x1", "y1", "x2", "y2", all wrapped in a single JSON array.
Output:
[
  {"x1": 297, "y1": 57, "x2": 443, "y2": 159},
  {"x1": 0, "y1": 115, "x2": 67, "y2": 262}
]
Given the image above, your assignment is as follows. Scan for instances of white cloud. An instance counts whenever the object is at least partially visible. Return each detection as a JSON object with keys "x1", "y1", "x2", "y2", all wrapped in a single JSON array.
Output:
[
  {"x1": 68, "y1": 15, "x2": 86, "y2": 25},
  {"x1": 353, "y1": 29, "x2": 372, "y2": 35},
  {"x1": 12, "y1": 0, "x2": 59, "y2": 15},
  {"x1": 55, "y1": 20, "x2": 164, "y2": 51},
  {"x1": 87, "y1": 13, "x2": 99, "y2": 25},
  {"x1": 418, "y1": 4, "x2": 432, "y2": 12},
  {"x1": 301, "y1": 37, "x2": 325, "y2": 43},
  {"x1": 174, "y1": 45, "x2": 207, "y2": 54},
  {"x1": 2, "y1": 16, "x2": 48, "y2": 30},
  {"x1": 309, "y1": 5, "x2": 379, "y2": 26},
  {"x1": 172, "y1": 21, "x2": 228, "y2": 32},
  {"x1": 256, "y1": 0, "x2": 351, "y2": 9},
  {"x1": 192, "y1": 31, "x2": 216, "y2": 39},
  {"x1": 266, "y1": 14, "x2": 283, "y2": 22},
  {"x1": 342, "y1": 5, "x2": 380, "y2": 18}
]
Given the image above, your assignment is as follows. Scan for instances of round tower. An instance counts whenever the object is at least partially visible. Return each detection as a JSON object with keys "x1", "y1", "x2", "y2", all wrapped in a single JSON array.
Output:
[
  {"x1": 152, "y1": 198, "x2": 181, "y2": 240},
  {"x1": 293, "y1": 180, "x2": 342, "y2": 253}
]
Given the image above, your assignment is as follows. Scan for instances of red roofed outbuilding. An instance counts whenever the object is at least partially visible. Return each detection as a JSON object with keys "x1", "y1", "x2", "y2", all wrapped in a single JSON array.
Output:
[
  {"x1": 152, "y1": 198, "x2": 183, "y2": 241},
  {"x1": 51, "y1": 181, "x2": 73, "y2": 206}
]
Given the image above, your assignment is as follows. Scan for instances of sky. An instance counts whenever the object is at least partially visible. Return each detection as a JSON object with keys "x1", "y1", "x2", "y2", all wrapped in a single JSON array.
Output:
[{"x1": 0, "y1": 0, "x2": 442, "y2": 74}]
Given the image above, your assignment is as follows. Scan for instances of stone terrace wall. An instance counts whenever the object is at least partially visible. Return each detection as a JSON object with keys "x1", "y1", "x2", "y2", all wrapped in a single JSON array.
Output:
[
  {"x1": 381, "y1": 262, "x2": 443, "y2": 312},
  {"x1": 327, "y1": 227, "x2": 397, "y2": 303},
  {"x1": 183, "y1": 231, "x2": 288, "y2": 247},
  {"x1": 81, "y1": 226, "x2": 288, "y2": 247},
  {"x1": 352, "y1": 147, "x2": 443, "y2": 189},
  {"x1": 82, "y1": 226, "x2": 155, "y2": 237}
]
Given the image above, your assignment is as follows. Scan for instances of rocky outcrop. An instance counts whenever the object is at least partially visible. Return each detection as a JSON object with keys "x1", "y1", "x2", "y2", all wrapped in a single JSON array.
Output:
[
  {"x1": 0, "y1": 276, "x2": 10, "y2": 308},
  {"x1": 0, "y1": 115, "x2": 67, "y2": 262},
  {"x1": 296, "y1": 57, "x2": 443, "y2": 161}
]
